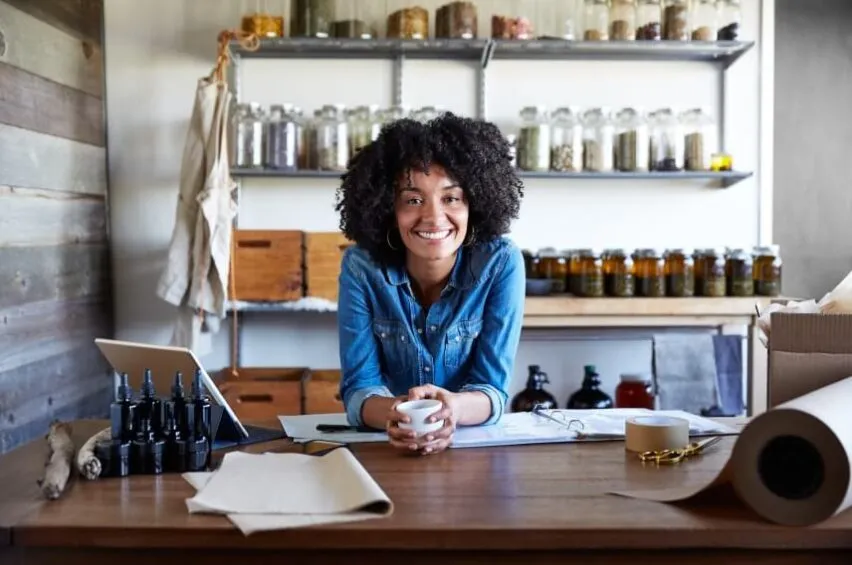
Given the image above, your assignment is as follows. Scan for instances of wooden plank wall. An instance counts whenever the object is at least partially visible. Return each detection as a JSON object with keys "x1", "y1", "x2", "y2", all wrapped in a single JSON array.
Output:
[{"x1": 0, "y1": 0, "x2": 113, "y2": 453}]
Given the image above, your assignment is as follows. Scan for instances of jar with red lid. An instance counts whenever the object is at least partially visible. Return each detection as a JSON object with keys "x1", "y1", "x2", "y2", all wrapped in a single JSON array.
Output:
[{"x1": 615, "y1": 373, "x2": 655, "y2": 409}]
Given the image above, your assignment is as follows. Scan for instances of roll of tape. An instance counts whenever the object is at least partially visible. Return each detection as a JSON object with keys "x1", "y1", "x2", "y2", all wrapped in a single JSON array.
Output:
[{"x1": 625, "y1": 416, "x2": 690, "y2": 453}]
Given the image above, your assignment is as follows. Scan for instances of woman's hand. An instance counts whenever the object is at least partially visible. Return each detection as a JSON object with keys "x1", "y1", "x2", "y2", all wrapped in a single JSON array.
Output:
[
  {"x1": 405, "y1": 384, "x2": 459, "y2": 455},
  {"x1": 385, "y1": 397, "x2": 420, "y2": 452}
]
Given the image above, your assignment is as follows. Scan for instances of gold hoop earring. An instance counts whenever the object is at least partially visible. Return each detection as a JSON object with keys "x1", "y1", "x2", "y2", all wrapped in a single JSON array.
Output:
[
  {"x1": 464, "y1": 226, "x2": 476, "y2": 247},
  {"x1": 386, "y1": 229, "x2": 399, "y2": 251}
]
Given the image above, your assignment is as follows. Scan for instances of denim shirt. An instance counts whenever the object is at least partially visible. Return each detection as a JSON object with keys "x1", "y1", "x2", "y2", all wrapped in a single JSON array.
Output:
[{"x1": 337, "y1": 237, "x2": 526, "y2": 428}]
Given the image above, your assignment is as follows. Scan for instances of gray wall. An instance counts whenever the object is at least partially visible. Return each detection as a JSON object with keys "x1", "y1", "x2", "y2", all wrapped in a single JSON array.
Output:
[{"x1": 774, "y1": 0, "x2": 852, "y2": 300}]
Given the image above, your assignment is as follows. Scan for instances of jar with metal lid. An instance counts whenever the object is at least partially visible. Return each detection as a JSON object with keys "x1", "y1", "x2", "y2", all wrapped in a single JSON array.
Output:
[
  {"x1": 636, "y1": 0, "x2": 662, "y2": 39},
  {"x1": 576, "y1": 249, "x2": 604, "y2": 298},
  {"x1": 681, "y1": 108, "x2": 716, "y2": 171},
  {"x1": 582, "y1": 108, "x2": 614, "y2": 172},
  {"x1": 332, "y1": 0, "x2": 376, "y2": 39},
  {"x1": 436, "y1": 1, "x2": 478, "y2": 39},
  {"x1": 315, "y1": 104, "x2": 349, "y2": 172},
  {"x1": 583, "y1": 0, "x2": 610, "y2": 41},
  {"x1": 568, "y1": 250, "x2": 585, "y2": 295},
  {"x1": 539, "y1": 248, "x2": 568, "y2": 293},
  {"x1": 634, "y1": 248, "x2": 665, "y2": 297},
  {"x1": 696, "y1": 248, "x2": 726, "y2": 297},
  {"x1": 348, "y1": 105, "x2": 378, "y2": 157},
  {"x1": 614, "y1": 107, "x2": 650, "y2": 172},
  {"x1": 412, "y1": 106, "x2": 441, "y2": 123},
  {"x1": 550, "y1": 107, "x2": 583, "y2": 172},
  {"x1": 291, "y1": 0, "x2": 335, "y2": 38},
  {"x1": 265, "y1": 104, "x2": 300, "y2": 171},
  {"x1": 610, "y1": 0, "x2": 637, "y2": 40},
  {"x1": 518, "y1": 106, "x2": 551, "y2": 172},
  {"x1": 753, "y1": 245, "x2": 782, "y2": 296},
  {"x1": 387, "y1": 4, "x2": 429, "y2": 39},
  {"x1": 241, "y1": 12, "x2": 284, "y2": 37},
  {"x1": 663, "y1": 248, "x2": 694, "y2": 297},
  {"x1": 616, "y1": 373, "x2": 654, "y2": 409},
  {"x1": 527, "y1": 250, "x2": 544, "y2": 280},
  {"x1": 491, "y1": 1, "x2": 534, "y2": 40},
  {"x1": 382, "y1": 105, "x2": 409, "y2": 126},
  {"x1": 233, "y1": 102, "x2": 265, "y2": 169},
  {"x1": 717, "y1": 0, "x2": 741, "y2": 40},
  {"x1": 649, "y1": 108, "x2": 684, "y2": 171},
  {"x1": 662, "y1": 0, "x2": 689, "y2": 40},
  {"x1": 603, "y1": 249, "x2": 635, "y2": 297},
  {"x1": 725, "y1": 248, "x2": 754, "y2": 296},
  {"x1": 691, "y1": 0, "x2": 718, "y2": 40},
  {"x1": 298, "y1": 108, "x2": 318, "y2": 169}
]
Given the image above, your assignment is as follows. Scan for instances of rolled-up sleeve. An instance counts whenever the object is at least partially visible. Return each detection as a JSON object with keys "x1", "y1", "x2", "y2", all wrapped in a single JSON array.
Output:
[{"x1": 337, "y1": 250, "x2": 393, "y2": 427}]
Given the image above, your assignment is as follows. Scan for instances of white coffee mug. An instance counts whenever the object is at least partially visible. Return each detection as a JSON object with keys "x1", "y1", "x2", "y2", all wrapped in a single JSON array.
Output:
[{"x1": 396, "y1": 399, "x2": 444, "y2": 436}]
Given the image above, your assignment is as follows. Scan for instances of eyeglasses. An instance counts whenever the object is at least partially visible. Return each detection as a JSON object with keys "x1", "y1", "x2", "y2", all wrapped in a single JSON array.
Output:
[
  {"x1": 531, "y1": 405, "x2": 585, "y2": 435},
  {"x1": 639, "y1": 436, "x2": 722, "y2": 465}
]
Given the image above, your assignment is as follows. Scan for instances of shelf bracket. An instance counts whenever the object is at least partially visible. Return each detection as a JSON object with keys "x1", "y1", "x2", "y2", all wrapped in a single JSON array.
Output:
[
  {"x1": 393, "y1": 53, "x2": 404, "y2": 107},
  {"x1": 480, "y1": 39, "x2": 496, "y2": 70}
]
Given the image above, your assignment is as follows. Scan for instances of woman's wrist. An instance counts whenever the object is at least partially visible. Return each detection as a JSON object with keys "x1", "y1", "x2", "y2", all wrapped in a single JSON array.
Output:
[
  {"x1": 360, "y1": 395, "x2": 402, "y2": 430},
  {"x1": 450, "y1": 390, "x2": 492, "y2": 427}
]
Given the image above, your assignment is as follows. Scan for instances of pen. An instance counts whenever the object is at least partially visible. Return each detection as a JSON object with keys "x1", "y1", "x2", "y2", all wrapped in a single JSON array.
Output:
[{"x1": 316, "y1": 424, "x2": 372, "y2": 433}]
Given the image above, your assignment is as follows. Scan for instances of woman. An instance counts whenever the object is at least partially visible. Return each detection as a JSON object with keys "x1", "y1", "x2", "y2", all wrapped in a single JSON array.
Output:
[{"x1": 335, "y1": 112, "x2": 526, "y2": 455}]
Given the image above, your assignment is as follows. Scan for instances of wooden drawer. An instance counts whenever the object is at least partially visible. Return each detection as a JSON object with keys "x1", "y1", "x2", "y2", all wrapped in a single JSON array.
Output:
[
  {"x1": 216, "y1": 367, "x2": 306, "y2": 421},
  {"x1": 304, "y1": 232, "x2": 353, "y2": 302},
  {"x1": 304, "y1": 369, "x2": 344, "y2": 414},
  {"x1": 231, "y1": 230, "x2": 303, "y2": 301}
]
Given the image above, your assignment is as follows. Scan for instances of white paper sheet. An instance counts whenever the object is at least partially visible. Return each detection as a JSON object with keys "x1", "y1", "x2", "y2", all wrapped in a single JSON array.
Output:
[{"x1": 279, "y1": 413, "x2": 389, "y2": 443}]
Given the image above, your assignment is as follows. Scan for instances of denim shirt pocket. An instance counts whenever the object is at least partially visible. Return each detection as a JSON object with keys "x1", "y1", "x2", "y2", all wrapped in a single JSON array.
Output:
[
  {"x1": 372, "y1": 319, "x2": 413, "y2": 379},
  {"x1": 445, "y1": 318, "x2": 484, "y2": 371}
]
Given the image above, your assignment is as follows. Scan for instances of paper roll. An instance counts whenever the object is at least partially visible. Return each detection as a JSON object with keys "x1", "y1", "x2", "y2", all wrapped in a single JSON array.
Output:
[{"x1": 625, "y1": 416, "x2": 690, "y2": 453}]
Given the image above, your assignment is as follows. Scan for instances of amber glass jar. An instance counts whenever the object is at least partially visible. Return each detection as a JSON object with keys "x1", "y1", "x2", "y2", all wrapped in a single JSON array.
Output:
[
  {"x1": 615, "y1": 374, "x2": 654, "y2": 409},
  {"x1": 663, "y1": 248, "x2": 694, "y2": 297},
  {"x1": 634, "y1": 248, "x2": 665, "y2": 297},
  {"x1": 696, "y1": 248, "x2": 726, "y2": 297},
  {"x1": 725, "y1": 248, "x2": 754, "y2": 296},
  {"x1": 568, "y1": 249, "x2": 585, "y2": 295},
  {"x1": 539, "y1": 248, "x2": 568, "y2": 293},
  {"x1": 603, "y1": 248, "x2": 635, "y2": 297},
  {"x1": 753, "y1": 245, "x2": 783, "y2": 296},
  {"x1": 576, "y1": 249, "x2": 604, "y2": 297}
]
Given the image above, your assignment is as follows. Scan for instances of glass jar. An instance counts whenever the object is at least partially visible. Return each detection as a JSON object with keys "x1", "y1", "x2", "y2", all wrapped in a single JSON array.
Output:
[
  {"x1": 663, "y1": 248, "x2": 694, "y2": 297},
  {"x1": 616, "y1": 374, "x2": 655, "y2": 409},
  {"x1": 634, "y1": 248, "x2": 665, "y2": 297},
  {"x1": 233, "y1": 102, "x2": 264, "y2": 169},
  {"x1": 436, "y1": 1, "x2": 478, "y2": 39},
  {"x1": 290, "y1": 0, "x2": 335, "y2": 38},
  {"x1": 691, "y1": 0, "x2": 718, "y2": 40},
  {"x1": 382, "y1": 104, "x2": 409, "y2": 125},
  {"x1": 315, "y1": 104, "x2": 349, "y2": 172},
  {"x1": 387, "y1": 5, "x2": 429, "y2": 39},
  {"x1": 583, "y1": 0, "x2": 610, "y2": 41},
  {"x1": 539, "y1": 247, "x2": 568, "y2": 293},
  {"x1": 241, "y1": 12, "x2": 284, "y2": 37},
  {"x1": 753, "y1": 245, "x2": 783, "y2": 296},
  {"x1": 725, "y1": 248, "x2": 754, "y2": 296},
  {"x1": 648, "y1": 108, "x2": 684, "y2": 171},
  {"x1": 681, "y1": 108, "x2": 716, "y2": 171},
  {"x1": 696, "y1": 248, "x2": 726, "y2": 297},
  {"x1": 491, "y1": 11, "x2": 534, "y2": 40},
  {"x1": 610, "y1": 0, "x2": 637, "y2": 41},
  {"x1": 582, "y1": 108, "x2": 614, "y2": 172},
  {"x1": 299, "y1": 108, "x2": 318, "y2": 169},
  {"x1": 518, "y1": 106, "x2": 551, "y2": 172},
  {"x1": 567, "y1": 365, "x2": 614, "y2": 409},
  {"x1": 603, "y1": 248, "x2": 635, "y2": 297},
  {"x1": 577, "y1": 249, "x2": 604, "y2": 298},
  {"x1": 717, "y1": 0, "x2": 741, "y2": 40},
  {"x1": 614, "y1": 107, "x2": 649, "y2": 172},
  {"x1": 265, "y1": 103, "x2": 300, "y2": 171},
  {"x1": 347, "y1": 105, "x2": 379, "y2": 157},
  {"x1": 511, "y1": 365, "x2": 558, "y2": 413},
  {"x1": 550, "y1": 107, "x2": 583, "y2": 172},
  {"x1": 636, "y1": 0, "x2": 662, "y2": 39},
  {"x1": 662, "y1": 0, "x2": 689, "y2": 40},
  {"x1": 527, "y1": 251, "x2": 544, "y2": 279},
  {"x1": 412, "y1": 105, "x2": 441, "y2": 123},
  {"x1": 332, "y1": 0, "x2": 376, "y2": 39}
]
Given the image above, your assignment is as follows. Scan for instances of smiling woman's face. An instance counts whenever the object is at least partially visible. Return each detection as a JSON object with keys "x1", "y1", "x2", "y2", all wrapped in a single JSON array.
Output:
[{"x1": 394, "y1": 164, "x2": 469, "y2": 264}]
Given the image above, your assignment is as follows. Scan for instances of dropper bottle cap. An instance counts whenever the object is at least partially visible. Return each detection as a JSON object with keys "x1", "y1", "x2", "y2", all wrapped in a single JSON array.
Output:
[
  {"x1": 191, "y1": 368, "x2": 205, "y2": 398},
  {"x1": 141, "y1": 368, "x2": 155, "y2": 397},
  {"x1": 172, "y1": 371, "x2": 185, "y2": 399},
  {"x1": 116, "y1": 373, "x2": 132, "y2": 402}
]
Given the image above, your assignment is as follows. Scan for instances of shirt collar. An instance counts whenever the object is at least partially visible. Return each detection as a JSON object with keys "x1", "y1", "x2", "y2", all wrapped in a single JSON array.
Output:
[{"x1": 384, "y1": 247, "x2": 478, "y2": 290}]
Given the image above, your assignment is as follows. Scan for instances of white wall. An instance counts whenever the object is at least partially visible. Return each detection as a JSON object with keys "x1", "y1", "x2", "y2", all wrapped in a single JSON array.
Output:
[{"x1": 104, "y1": 0, "x2": 769, "y2": 406}]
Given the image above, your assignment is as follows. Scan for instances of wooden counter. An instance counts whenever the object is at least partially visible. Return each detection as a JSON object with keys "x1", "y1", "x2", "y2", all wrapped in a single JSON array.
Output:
[{"x1": 2, "y1": 419, "x2": 851, "y2": 564}]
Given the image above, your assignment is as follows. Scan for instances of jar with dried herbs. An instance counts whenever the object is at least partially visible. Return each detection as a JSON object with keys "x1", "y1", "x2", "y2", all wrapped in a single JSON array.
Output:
[
  {"x1": 265, "y1": 104, "x2": 301, "y2": 171},
  {"x1": 681, "y1": 108, "x2": 716, "y2": 171},
  {"x1": 691, "y1": 0, "x2": 718, "y2": 41},
  {"x1": 634, "y1": 249, "x2": 665, "y2": 297},
  {"x1": 290, "y1": 0, "x2": 335, "y2": 38},
  {"x1": 582, "y1": 108, "x2": 614, "y2": 172},
  {"x1": 576, "y1": 249, "x2": 604, "y2": 298},
  {"x1": 663, "y1": 248, "x2": 694, "y2": 297},
  {"x1": 332, "y1": 0, "x2": 377, "y2": 39},
  {"x1": 347, "y1": 105, "x2": 379, "y2": 157},
  {"x1": 583, "y1": 0, "x2": 610, "y2": 41},
  {"x1": 662, "y1": 0, "x2": 689, "y2": 40},
  {"x1": 436, "y1": 1, "x2": 478, "y2": 39},
  {"x1": 298, "y1": 108, "x2": 319, "y2": 169},
  {"x1": 550, "y1": 107, "x2": 583, "y2": 172},
  {"x1": 241, "y1": 12, "x2": 284, "y2": 37},
  {"x1": 315, "y1": 104, "x2": 349, "y2": 172},
  {"x1": 753, "y1": 245, "x2": 782, "y2": 296},
  {"x1": 636, "y1": 0, "x2": 662, "y2": 39},
  {"x1": 382, "y1": 105, "x2": 409, "y2": 126},
  {"x1": 648, "y1": 108, "x2": 684, "y2": 171},
  {"x1": 614, "y1": 107, "x2": 649, "y2": 172},
  {"x1": 233, "y1": 102, "x2": 265, "y2": 169},
  {"x1": 610, "y1": 0, "x2": 637, "y2": 40},
  {"x1": 697, "y1": 248, "x2": 726, "y2": 297},
  {"x1": 725, "y1": 248, "x2": 754, "y2": 296},
  {"x1": 567, "y1": 250, "x2": 582, "y2": 295},
  {"x1": 411, "y1": 106, "x2": 441, "y2": 123},
  {"x1": 492, "y1": 13, "x2": 534, "y2": 39},
  {"x1": 603, "y1": 249, "x2": 635, "y2": 297},
  {"x1": 518, "y1": 106, "x2": 551, "y2": 172},
  {"x1": 718, "y1": 0, "x2": 741, "y2": 40},
  {"x1": 387, "y1": 5, "x2": 429, "y2": 39},
  {"x1": 539, "y1": 248, "x2": 568, "y2": 293}
]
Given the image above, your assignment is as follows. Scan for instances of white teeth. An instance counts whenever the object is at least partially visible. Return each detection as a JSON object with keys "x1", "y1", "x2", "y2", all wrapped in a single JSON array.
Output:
[{"x1": 416, "y1": 230, "x2": 451, "y2": 240}]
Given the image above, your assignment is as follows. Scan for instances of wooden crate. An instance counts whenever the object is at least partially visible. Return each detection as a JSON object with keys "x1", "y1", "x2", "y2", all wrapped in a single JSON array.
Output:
[
  {"x1": 304, "y1": 369, "x2": 344, "y2": 414},
  {"x1": 216, "y1": 367, "x2": 306, "y2": 421},
  {"x1": 231, "y1": 230, "x2": 303, "y2": 301},
  {"x1": 304, "y1": 232, "x2": 353, "y2": 302}
]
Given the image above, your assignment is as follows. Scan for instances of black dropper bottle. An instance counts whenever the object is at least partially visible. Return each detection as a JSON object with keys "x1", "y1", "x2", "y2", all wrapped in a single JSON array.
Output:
[
  {"x1": 186, "y1": 369, "x2": 211, "y2": 471},
  {"x1": 163, "y1": 402, "x2": 187, "y2": 473},
  {"x1": 169, "y1": 371, "x2": 188, "y2": 437},
  {"x1": 131, "y1": 369, "x2": 165, "y2": 474},
  {"x1": 137, "y1": 369, "x2": 163, "y2": 438},
  {"x1": 510, "y1": 365, "x2": 558, "y2": 412},
  {"x1": 566, "y1": 365, "x2": 614, "y2": 409},
  {"x1": 110, "y1": 373, "x2": 135, "y2": 442}
]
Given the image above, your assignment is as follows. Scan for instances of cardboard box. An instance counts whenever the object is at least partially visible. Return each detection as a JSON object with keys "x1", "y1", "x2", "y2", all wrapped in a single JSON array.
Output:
[{"x1": 768, "y1": 312, "x2": 852, "y2": 407}]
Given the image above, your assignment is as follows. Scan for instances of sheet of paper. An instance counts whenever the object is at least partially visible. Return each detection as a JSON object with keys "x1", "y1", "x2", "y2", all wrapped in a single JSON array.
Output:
[{"x1": 279, "y1": 413, "x2": 389, "y2": 443}]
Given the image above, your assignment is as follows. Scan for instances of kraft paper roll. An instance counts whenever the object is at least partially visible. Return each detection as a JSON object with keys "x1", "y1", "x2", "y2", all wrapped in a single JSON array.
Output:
[
  {"x1": 612, "y1": 375, "x2": 852, "y2": 527},
  {"x1": 624, "y1": 416, "x2": 690, "y2": 453}
]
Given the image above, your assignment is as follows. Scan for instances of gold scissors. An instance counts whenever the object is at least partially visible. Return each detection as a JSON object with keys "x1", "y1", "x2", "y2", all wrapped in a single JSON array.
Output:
[{"x1": 639, "y1": 436, "x2": 722, "y2": 465}]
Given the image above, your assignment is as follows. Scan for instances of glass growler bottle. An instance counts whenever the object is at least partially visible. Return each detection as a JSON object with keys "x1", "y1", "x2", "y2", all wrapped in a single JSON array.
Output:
[
  {"x1": 511, "y1": 365, "x2": 558, "y2": 412},
  {"x1": 567, "y1": 365, "x2": 614, "y2": 409}
]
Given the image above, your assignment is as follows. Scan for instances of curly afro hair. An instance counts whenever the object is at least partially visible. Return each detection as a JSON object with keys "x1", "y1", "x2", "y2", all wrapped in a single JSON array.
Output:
[{"x1": 334, "y1": 112, "x2": 524, "y2": 265}]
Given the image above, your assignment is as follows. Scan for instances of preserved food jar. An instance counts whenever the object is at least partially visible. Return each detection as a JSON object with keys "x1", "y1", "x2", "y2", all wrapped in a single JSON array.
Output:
[
  {"x1": 634, "y1": 248, "x2": 665, "y2": 297},
  {"x1": 332, "y1": 0, "x2": 376, "y2": 38},
  {"x1": 663, "y1": 248, "x2": 694, "y2": 297},
  {"x1": 696, "y1": 248, "x2": 726, "y2": 297},
  {"x1": 387, "y1": 5, "x2": 429, "y2": 39},
  {"x1": 315, "y1": 104, "x2": 349, "y2": 172},
  {"x1": 550, "y1": 107, "x2": 583, "y2": 172},
  {"x1": 436, "y1": 1, "x2": 478, "y2": 39},
  {"x1": 616, "y1": 373, "x2": 655, "y2": 409},
  {"x1": 539, "y1": 247, "x2": 568, "y2": 293},
  {"x1": 583, "y1": 0, "x2": 610, "y2": 41},
  {"x1": 636, "y1": 0, "x2": 662, "y2": 39},
  {"x1": 691, "y1": 0, "x2": 718, "y2": 40},
  {"x1": 265, "y1": 103, "x2": 300, "y2": 171},
  {"x1": 726, "y1": 248, "x2": 754, "y2": 296},
  {"x1": 577, "y1": 249, "x2": 604, "y2": 298},
  {"x1": 290, "y1": 0, "x2": 335, "y2": 38},
  {"x1": 717, "y1": 0, "x2": 741, "y2": 40},
  {"x1": 491, "y1": 1, "x2": 534, "y2": 40},
  {"x1": 681, "y1": 108, "x2": 716, "y2": 171},
  {"x1": 614, "y1": 107, "x2": 649, "y2": 172},
  {"x1": 528, "y1": 251, "x2": 544, "y2": 280},
  {"x1": 299, "y1": 108, "x2": 318, "y2": 170},
  {"x1": 568, "y1": 249, "x2": 585, "y2": 295},
  {"x1": 662, "y1": 0, "x2": 689, "y2": 40},
  {"x1": 648, "y1": 108, "x2": 684, "y2": 171},
  {"x1": 753, "y1": 245, "x2": 782, "y2": 296},
  {"x1": 348, "y1": 105, "x2": 381, "y2": 157},
  {"x1": 603, "y1": 248, "x2": 635, "y2": 297},
  {"x1": 518, "y1": 106, "x2": 551, "y2": 172},
  {"x1": 241, "y1": 12, "x2": 284, "y2": 37},
  {"x1": 233, "y1": 102, "x2": 264, "y2": 169},
  {"x1": 582, "y1": 108, "x2": 614, "y2": 172},
  {"x1": 610, "y1": 0, "x2": 637, "y2": 41}
]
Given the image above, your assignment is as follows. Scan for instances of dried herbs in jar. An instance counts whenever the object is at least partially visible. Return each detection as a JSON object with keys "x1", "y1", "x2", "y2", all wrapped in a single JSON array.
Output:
[
  {"x1": 290, "y1": 0, "x2": 334, "y2": 38},
  {"x1": 603, "y1": 249, "x2": 635, "y2": 297},
  {"x1": 634, "y1": 249, "x2": 665, "y2": 297},
  {"x1": 436, "y1": 1, "x2": 478, "y2": 39},
  {"x1": 663, "y1": 248, "x2": 694, "y2": 297},
  {"x1": 725, "y1": 248, "x2": 754, "y2": 296}
]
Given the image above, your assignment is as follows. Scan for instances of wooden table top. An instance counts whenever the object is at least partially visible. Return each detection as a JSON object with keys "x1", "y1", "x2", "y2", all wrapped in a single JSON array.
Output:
[{"x1": 2, "y1": 418, "x2": 852, "y2": 556}]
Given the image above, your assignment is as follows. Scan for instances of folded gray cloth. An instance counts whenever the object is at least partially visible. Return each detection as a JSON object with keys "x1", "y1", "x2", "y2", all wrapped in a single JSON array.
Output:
[{"x1": 652, "y1": 334, "x2": 720, "y2": 414}]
